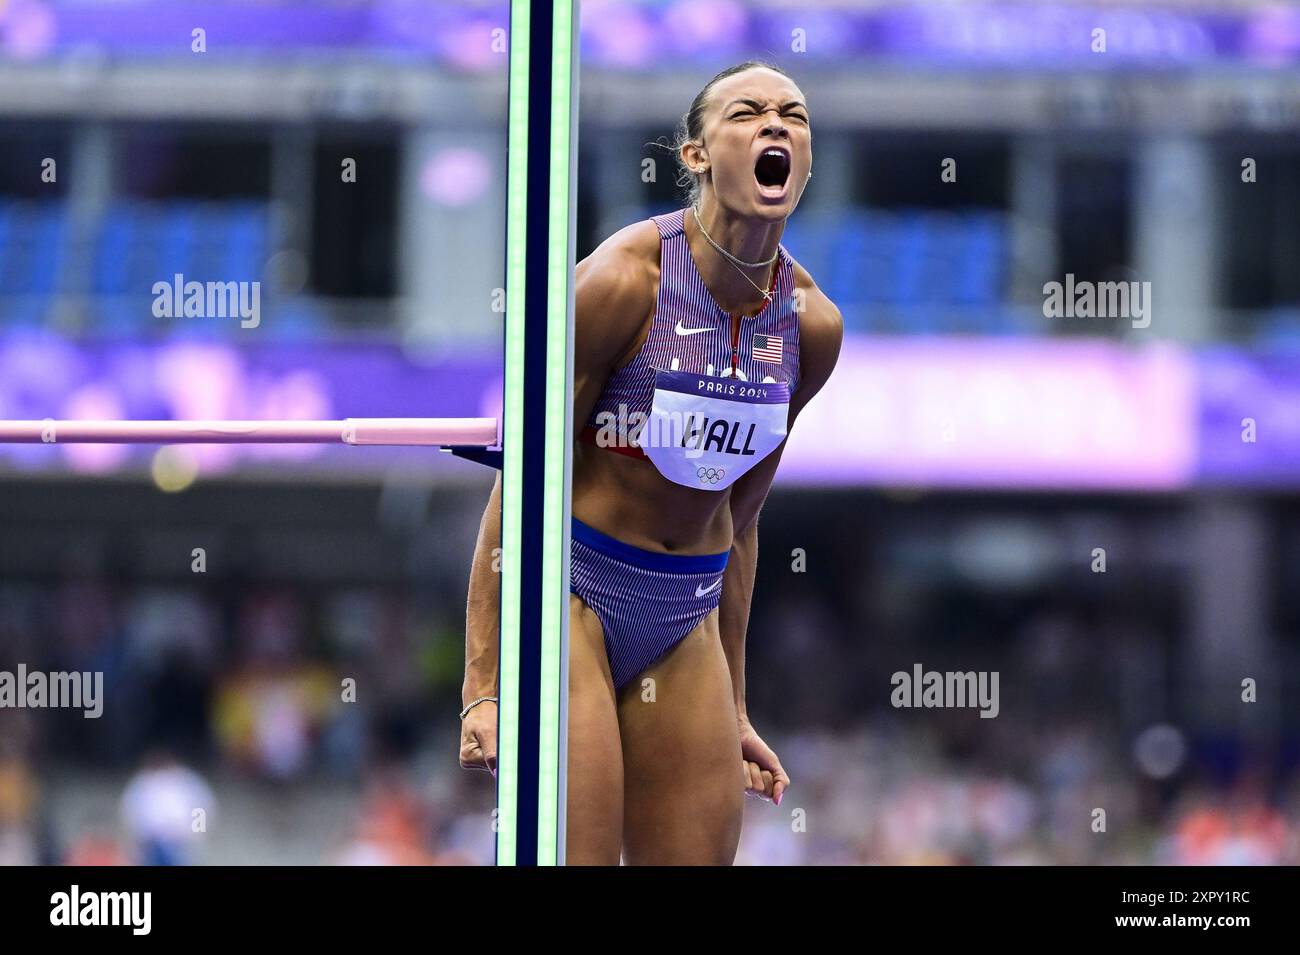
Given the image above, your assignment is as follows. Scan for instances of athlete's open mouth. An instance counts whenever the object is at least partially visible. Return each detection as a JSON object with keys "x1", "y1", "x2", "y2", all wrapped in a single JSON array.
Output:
[{"x1": 754, "y1": 147, "x2": 791, "y2": 189}]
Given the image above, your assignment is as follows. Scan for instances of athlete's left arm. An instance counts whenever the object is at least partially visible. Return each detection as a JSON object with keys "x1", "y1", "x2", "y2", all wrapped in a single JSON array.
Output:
[{"x1": 718, "y1": 284, "x2": 843, "y2": 723}]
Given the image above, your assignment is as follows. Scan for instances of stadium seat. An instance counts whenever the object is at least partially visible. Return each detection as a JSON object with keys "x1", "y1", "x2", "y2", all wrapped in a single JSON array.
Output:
[{"x1": 83, "y1": 200, "x2": 272, "y2": 336}]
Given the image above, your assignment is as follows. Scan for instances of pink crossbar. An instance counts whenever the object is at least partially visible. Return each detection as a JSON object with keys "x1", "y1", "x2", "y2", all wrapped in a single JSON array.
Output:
[{"x1": 0, "y1": 418, "x2": 499, "y2": 447}]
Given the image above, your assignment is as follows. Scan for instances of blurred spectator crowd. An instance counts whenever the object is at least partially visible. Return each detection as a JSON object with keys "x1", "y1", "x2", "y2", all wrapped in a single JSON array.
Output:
[{"x1": 1, "y1": 572, "x2": 1295, "y2": 866}]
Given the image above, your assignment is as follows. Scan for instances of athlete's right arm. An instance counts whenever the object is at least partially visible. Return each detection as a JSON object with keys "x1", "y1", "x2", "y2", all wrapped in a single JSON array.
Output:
[
  {"x1": 461, "y1": 470, "x2": 502, "y2": 774},
  {"x1": 460, "y1": 223, "x2": 655, "y2": 774},
  {"x1": 572, "y1": 222, "x2": 659, "y2": 436}
]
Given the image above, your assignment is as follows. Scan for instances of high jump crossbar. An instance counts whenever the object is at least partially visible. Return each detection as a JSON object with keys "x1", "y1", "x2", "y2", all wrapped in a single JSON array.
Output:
[{"x1": 0, "y1": 418, "x2": 499, "y2": 447}]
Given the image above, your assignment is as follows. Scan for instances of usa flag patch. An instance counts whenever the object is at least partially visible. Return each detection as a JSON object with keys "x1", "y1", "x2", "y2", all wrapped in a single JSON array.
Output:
[{"x1": 752, "y1": 334, "x2": 783, "y2": 363}]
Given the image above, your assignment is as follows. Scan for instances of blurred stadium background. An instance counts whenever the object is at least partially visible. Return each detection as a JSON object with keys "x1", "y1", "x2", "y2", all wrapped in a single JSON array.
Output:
[{"x1": 2, "y1": 0, "x2": 1300, "y2": 865}]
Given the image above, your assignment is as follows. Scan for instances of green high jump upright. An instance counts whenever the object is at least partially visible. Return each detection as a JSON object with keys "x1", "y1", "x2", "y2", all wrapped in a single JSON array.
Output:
[{"x1": 496, "y1": 0, "x2": 579, "y2": 866}]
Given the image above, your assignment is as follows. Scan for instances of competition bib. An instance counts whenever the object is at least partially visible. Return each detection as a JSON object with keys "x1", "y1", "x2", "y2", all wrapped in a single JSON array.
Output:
[{"x1": 639, "y1": 369, "x2": 789, "y2": 492}]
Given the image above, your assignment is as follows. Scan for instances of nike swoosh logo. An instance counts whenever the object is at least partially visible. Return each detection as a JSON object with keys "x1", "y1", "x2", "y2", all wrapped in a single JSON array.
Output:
[
  {"x1": 675, "y1": 321, "x2": 712, "y2": 336},
  {"x1": 695, "y1": 577, "x2": 723, "y2": 597}
]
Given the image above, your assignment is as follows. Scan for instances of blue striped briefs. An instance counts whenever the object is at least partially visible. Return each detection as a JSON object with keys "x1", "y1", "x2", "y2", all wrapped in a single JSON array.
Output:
[{"x1": 570, "y1": 518, "x2": 730, "y2": 692}]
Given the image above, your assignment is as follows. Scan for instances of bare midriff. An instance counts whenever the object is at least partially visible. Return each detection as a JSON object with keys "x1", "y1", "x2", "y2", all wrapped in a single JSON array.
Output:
[{"x1": 572, "y1": 439, "x2": 736, "y2": 556}]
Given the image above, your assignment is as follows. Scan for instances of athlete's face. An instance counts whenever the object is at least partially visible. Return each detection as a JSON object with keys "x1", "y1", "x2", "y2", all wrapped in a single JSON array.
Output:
[{"x1": 686, "y1": 68, "x2": 812, "y2": 221}]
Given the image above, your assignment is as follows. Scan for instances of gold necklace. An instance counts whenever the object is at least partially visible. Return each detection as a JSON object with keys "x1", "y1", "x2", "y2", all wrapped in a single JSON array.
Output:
[{"x1": 691, "y1": 203, "x2": 777, "y2": 305}]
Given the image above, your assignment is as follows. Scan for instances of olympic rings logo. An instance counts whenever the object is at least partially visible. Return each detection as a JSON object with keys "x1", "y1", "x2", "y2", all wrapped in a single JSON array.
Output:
[{"x1": 696, "y1": 467, "x2": 725, "y2": 484}]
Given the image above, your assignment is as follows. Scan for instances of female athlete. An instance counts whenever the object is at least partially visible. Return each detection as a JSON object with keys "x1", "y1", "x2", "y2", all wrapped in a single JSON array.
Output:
[{"x1": 460, "y1": 60, "x2": 843, "y2": 865}]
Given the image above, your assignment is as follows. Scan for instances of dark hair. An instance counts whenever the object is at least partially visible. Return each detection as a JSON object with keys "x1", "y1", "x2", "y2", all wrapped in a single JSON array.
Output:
[{"x1": 666, "y1": 60, "x2": 795, "y2": 207}]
